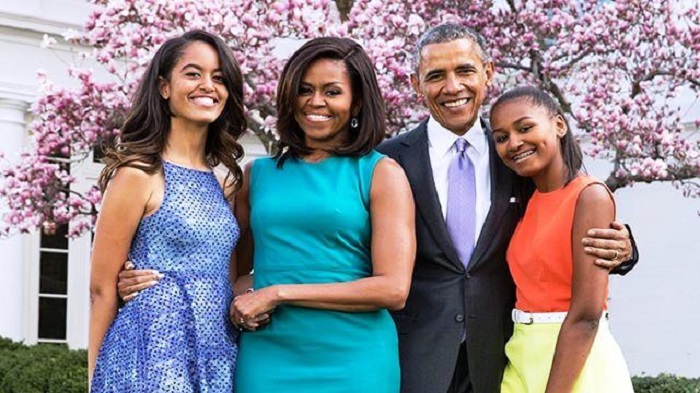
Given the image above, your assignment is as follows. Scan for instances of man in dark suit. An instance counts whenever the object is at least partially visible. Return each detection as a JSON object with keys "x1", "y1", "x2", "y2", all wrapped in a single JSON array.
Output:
[{"x1": 376, "y1": 23, "x2": 638, "y2": 393}]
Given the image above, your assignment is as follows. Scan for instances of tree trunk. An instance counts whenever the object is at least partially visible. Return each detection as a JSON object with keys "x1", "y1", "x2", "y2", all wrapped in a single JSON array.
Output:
[{"x1": 335, "y1": 0, "x2": 354, "y2": 21}]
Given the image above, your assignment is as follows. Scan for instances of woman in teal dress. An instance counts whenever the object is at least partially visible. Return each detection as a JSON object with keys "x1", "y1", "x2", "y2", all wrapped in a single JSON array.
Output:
[{"x1": 230, "y1": 37, "x2": 416, "y2": 392}]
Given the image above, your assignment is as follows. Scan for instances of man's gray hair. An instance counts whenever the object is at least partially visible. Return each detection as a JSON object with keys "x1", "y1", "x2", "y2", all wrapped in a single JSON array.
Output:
[{"x1": 413, "y1": 23, "x2": 490, "y2": 73}]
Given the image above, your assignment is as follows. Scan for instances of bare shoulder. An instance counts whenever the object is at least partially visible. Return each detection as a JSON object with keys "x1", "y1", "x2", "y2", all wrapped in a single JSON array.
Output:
[
  {"x1": 108, "y1": 165, "x2": 158, "y2": 190},
  {"x1": 374, "y1": 156, "x2": 405, "y2": 178},
  {"x1": 577, "y1": 182, "x2": 614, "y2": 210},
  {"x1": 574, "y1": 182, "x2": 615, "y2": 226},
  {"x1": 103, "y1": 165, "x2": 162, "y2": 213},
  {"x1": 371, "y1": 157, "x2": 411, "y2": 197}
]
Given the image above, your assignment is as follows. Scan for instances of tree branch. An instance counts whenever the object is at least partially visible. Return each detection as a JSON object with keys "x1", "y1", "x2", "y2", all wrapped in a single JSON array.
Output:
[
  {"x1": 605, "y1": 165, "x2": 700, "y2": 192},
  {"x1": 552, "y1": 49, "x2": 592, "y2": 70},
  {"x1": 635, "y1": 70, "x2": 700, "y2": 89},
  {"x1": 495, "y1": 61, "x2": 530, "y2": 72},
  {"x1": 546, "y1": 81, "x2": 572, "y2": 114}
]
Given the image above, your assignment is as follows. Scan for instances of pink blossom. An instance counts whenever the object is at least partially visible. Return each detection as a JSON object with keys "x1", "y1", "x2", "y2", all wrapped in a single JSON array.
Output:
[{"x1": 1, "y1": 0, "x2": 698, "y2": 238}]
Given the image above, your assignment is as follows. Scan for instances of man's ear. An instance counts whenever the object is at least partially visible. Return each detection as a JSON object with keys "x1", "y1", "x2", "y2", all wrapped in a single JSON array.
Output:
[
  {"x1": 159, "y1": 76, "x2": 170, "y2": 100},
  {"x1": 410, "y1": 73, "x2": 422, "y2": 98},
  {"x1": 484, "y1": 61, "x2": 494, "y2": 87}
]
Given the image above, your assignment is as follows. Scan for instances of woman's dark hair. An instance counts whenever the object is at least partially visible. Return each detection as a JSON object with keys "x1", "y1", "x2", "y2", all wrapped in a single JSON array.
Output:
[
  {"x1": 274, "y1": 37, "x2": 386, "y2": 166},
  {"x1": 98, "y1": 30, "x2": 246, "y2": 201},
  {"x1": 490, "y1": 86, "x2": 583, "y2": 183}
]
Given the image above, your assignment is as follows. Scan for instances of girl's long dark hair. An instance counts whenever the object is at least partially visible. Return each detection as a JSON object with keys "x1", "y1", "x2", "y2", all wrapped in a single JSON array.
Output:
[{"x1": 98, "y1": 30, "x2": 246, "y2": 200}]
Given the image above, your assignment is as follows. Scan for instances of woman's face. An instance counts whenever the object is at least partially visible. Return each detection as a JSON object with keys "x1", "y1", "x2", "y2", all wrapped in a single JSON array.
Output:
[
  {"x1": 490, "y1": 99, "x2": 567, "y2": 180},
  {"x1": 294, "y1": 58, "x2": 355, "y2": 150},
  {"x1": 160, "y1": 41, "x2": 228, "y2": 129}
]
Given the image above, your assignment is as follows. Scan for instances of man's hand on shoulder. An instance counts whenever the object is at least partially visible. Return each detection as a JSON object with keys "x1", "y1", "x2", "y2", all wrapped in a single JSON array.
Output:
[{"x1": 582, "y1": 221, "x2": 634, "y2": 269}]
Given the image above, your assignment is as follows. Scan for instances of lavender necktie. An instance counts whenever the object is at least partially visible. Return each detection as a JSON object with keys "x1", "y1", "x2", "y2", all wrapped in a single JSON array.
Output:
[{"x1": 446, "y1": 138, "x2": 476, "y2": 268}]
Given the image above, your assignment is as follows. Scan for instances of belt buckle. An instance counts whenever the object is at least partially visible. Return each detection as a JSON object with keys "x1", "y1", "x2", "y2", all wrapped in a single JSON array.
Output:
[{"x1": 513, "y1": 309, "x2": 534, "y2": 325}]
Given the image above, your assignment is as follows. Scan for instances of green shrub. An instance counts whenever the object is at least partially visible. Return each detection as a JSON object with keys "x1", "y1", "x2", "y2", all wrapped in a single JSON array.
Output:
[
  {"x1": 0, "y1": 337, "x2": 87, "y2": 393},
  {"x1": 1, "y1": 337, "x2": 699, "y2": 392},
  {"x1": 633, "y1": 373, "x2": 700, "y2": 393}
]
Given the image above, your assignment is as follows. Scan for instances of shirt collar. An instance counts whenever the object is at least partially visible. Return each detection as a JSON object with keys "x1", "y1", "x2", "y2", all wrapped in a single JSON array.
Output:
[{"x1": 427, "y1": 116, "x2": 488, "y2": 157}]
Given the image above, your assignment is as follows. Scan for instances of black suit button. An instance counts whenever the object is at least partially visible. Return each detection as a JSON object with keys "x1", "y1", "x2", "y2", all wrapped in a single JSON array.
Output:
[
  {"x1": 455, "y1": 314, "x2": 465, "y2": 322},
  {"x1": 465, "y1": 273, "x2": 472, "y2": 279}
]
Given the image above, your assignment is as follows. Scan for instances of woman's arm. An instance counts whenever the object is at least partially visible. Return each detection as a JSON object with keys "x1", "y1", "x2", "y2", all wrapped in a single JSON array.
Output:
[
  {"x1": 228, "y1": 162, "x2": 262, "y2": 329},
  {"x1": 231, "y1": 162, "x2": 255, "y2": 288},
  {"x1": 88, "y1": 167, "x2": 155, "y2": 381},
  {"x1": 231, "y1": 158, "x2": 416, "y2": 323},
  {"x1": 545, "y1": 184, "x2": 615, "y2": 393}
]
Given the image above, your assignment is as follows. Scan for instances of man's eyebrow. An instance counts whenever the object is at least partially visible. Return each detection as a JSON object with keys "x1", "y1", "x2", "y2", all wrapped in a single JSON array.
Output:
[
  {"x1": 455, "y1": 63, "x2": 478, "y2": 70},
  {"x1": 424, "y1": 69, "x2": 444, "y2": 78},
  {"x1": 423, "y1": 62, "x2": 478, "y2": 78}
]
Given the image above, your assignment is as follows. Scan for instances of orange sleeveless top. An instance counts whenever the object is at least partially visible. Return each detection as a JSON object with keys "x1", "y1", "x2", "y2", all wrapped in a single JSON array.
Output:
[{"x1": 506, "y1": 175, "x2": 615, "y2": 312}]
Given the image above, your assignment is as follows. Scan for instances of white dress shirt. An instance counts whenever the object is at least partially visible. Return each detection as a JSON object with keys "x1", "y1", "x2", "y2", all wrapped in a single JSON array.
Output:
[{"x1": 427, "y1": 116, "x2": 492, "y2": 247}]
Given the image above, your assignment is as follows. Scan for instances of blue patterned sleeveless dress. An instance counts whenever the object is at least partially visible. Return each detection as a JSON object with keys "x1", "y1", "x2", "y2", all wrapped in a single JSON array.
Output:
[{"x1": 91, "y1": 161, "x2": 239, "y2": 393}]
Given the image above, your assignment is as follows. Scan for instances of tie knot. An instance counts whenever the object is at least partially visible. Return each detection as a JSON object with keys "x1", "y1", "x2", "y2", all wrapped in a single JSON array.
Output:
[{"x1": 454, "y1": 138, "x2": 468, "y2": 153}]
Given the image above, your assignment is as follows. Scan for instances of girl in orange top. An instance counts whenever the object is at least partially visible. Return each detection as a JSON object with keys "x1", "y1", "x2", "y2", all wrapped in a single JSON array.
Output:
[{"x1": 490, "y1": 86, "x2": 633, "y2": 392}]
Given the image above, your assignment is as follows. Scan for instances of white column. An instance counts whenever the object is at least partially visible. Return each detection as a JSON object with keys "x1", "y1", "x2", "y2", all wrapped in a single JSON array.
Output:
[
  {"x1": 0, "y1": 97, "x2": 29, "y2": 342},
  {"x1": 66, "y1": 157, "x2": 101, "y2": 349}
]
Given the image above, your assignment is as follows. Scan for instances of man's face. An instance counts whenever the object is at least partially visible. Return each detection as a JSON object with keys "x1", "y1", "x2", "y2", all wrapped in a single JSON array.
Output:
[{"x1": 411, "y1": 38, "x2": 493, "y2": 135}]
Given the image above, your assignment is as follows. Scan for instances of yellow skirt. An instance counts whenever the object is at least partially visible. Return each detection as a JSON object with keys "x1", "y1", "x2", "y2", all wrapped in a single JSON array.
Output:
[{"x1": 501, "y1": 319, "x2": 633, "y2": 393}]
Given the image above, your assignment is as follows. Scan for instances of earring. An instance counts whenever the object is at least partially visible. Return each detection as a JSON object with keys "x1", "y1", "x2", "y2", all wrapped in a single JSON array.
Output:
[{"x1": 350, "y1": 117, "x2": 359, "y2": 129}]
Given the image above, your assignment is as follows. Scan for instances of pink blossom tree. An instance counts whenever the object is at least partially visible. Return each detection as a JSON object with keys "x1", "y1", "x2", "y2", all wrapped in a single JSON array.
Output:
[
  {"x1": 2, "y1": 0, "x2": 698, "y2": 237},
  {"x1": 347, "y1": 0, "x2": 700, "y2": 193}
]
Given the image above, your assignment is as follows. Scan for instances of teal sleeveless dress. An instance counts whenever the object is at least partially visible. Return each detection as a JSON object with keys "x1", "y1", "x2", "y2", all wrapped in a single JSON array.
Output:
[{"x1": 234, "y1": 151, "x2": 400, "y2": 393}]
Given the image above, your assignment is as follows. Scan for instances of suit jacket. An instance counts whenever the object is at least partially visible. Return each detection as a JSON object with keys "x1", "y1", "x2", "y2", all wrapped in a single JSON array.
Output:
[{"x1": 377, "y1": 119, "x2": 533, "y2": 393}]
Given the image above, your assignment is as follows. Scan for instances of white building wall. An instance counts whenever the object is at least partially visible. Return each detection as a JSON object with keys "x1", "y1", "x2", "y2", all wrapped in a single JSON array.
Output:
[
  {"x1": 602, "y1": 175, "x2": 700, "y2": 377},
  {"x1": 0, "y1": 98, "x2": 29, "y2": 342},
  {"x1": 0, "y1": 0, "x2": 699, "y2": 377},
  {"x1": 0, "y1": 0, "x2": 93, "y2": 346},
  {"x1": 587, "y1": 88, "x2": 700, "y2": 377}
]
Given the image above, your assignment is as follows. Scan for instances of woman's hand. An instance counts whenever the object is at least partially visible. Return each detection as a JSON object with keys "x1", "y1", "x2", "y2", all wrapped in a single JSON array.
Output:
[{"x1": 230, "y1": 287, "x2": 278, "y2": 331}]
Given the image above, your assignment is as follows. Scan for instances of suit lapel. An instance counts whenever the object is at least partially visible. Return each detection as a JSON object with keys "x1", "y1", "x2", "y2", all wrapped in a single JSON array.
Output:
[
  {"x1": 467, "y1": 120, "x2": 515, "y2": 272},
  {"x1": 400, "y1": 122, "x2": 463, "y2": 270}
]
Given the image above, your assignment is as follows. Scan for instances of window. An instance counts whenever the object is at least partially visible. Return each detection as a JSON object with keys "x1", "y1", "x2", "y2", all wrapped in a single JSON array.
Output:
[
  {"x1": 37, "y1": 224, "x2": 69, "y2": 343},
  {"x1": 23, "y1": 149, "x2": 100, "y2": 349}
]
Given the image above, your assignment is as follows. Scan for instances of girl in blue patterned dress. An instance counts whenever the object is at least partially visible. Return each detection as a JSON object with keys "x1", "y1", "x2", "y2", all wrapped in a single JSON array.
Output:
[
  {"x1": 229, "y1": 37, "x2": 416, "y2": 392},
  {"x1": 89, "y1": 31, "x2": 246, "y2": 392}
]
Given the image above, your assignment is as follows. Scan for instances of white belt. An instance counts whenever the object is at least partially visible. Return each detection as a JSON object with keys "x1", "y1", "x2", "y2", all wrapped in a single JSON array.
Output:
[{"x1": 511, "y1": 309, "x2": 609, "y2": 324}]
